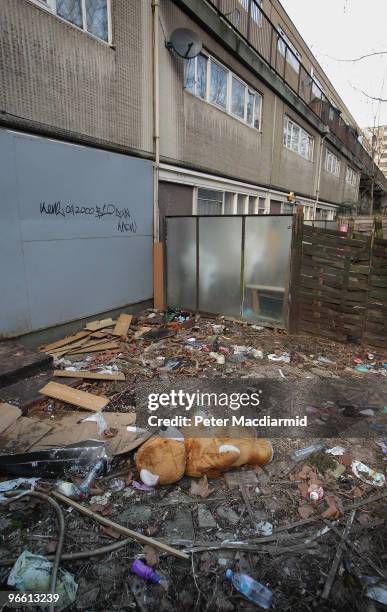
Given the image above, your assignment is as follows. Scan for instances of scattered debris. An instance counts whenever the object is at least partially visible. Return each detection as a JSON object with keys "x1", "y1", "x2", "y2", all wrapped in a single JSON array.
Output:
[{"x1": 351, "y1": 460, "x2": 386, "y2": 487}]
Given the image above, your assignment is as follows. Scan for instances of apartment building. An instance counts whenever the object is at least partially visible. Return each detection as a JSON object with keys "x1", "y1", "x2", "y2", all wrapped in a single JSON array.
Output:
[
  {"x1": 1, "y1": 0, "x2": 386, "y2": 337},
  {"x1": 362, "y1": 125, "x2": 387, "y2": 178}
]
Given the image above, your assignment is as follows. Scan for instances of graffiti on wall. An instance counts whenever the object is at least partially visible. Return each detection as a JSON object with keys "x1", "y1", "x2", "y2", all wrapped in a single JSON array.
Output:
[{"x1": 39, "y1": 201, "x2": 137, "y2": 233}]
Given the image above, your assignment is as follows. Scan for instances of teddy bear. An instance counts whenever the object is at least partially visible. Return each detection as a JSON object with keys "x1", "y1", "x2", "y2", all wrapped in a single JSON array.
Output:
[{"x1": 135, "y1": 432, "x2": 273, "y2": 486}]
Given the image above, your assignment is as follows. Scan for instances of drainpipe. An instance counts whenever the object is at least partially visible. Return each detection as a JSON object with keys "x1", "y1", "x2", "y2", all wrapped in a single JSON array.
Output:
[
  {"x1": 314, "y1": 131, "x2": 328, "y2": 220},
  {"x1": 152, "y1": 0, "x2": 160, "y2": 243}
]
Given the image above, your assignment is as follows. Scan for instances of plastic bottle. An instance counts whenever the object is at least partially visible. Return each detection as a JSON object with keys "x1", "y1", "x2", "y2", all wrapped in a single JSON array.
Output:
[
  {"x1": 291, "y1": 442, "x2": 325, "y2": 462},
  {"x1": 226, "y1": 569, "x2": 272, "y2": 609},
  {"x1": 78, "y1": 458, "x2": 106, "y2": 496},
  {"x1": 131, "y1": 560, "x2": 161, "y2": 584}
]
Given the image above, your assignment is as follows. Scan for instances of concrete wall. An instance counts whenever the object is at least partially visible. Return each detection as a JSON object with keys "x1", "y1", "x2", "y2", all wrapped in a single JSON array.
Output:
[
  {"x1": 159, "y1": 0, "x2": 353, "y2": 204},
  {"x1": 0, "y1": 129, "x2": 153, "y2": 337},
  {"x1": 0, "y1": 0, "x2": 153, "y2": 156}
]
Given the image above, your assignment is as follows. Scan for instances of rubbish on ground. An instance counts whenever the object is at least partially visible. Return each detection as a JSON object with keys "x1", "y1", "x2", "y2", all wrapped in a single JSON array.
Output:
[
  {"x1": 82, "y1": 411, "x2": 109, "y2": 435},
  {"x1": 326, "y1": 446, "x2": 346, "y2": 456},
  {"x1": 113, "y1": 313, "x2": 132, "y2": 337},
  {"x1": 132, "y1": 481, "x2": 155, "y2": 492},
  {"x1": 321, "y1": 510, "x2": 356, "y2": 599},
  {"x1": 108, "y1": 478, "x2": 126, "y2": 492},
  {"x1": 354, "y1": 364, "x2": 373, "y2": 373},
  {"x1": 0, "y1": 402, "x2": 22, "y2": 435},
  {"x1": 256, "y1": 521, "x2": 273, "y2": 536},
  {"x1": 209, "y1": 352, "x2": 225, "y2": 365},
  {"x1": 136, "y1": 433, "x2": 186, "y2": 485},
  {"x1": 7, "y1": 551, "x2": 77, "y2": 610},
  {"x1": 89, "y1": 491, "x2": 112, "y2": 505},
  {"x1": 351, "y1": 461, "x2": 386, "y2": 487},
  {"x1": 85, "y1": 318, "x2": 115, "y2": 332},
  {"x1": 0, "y1": 477, "x2": 40, "y2": 502},
  {"x1": 317, "y1": 356, "x2": 336, "y2": 365},
  {"x1": 292, "y1": 442, "x2": 325, "y2": 461},
  {"x1": 329, "y1": 463, "x2": 346, "y2": 479},
  {"x1": 225, "y1": 569, "x2": 272, "y2": 609},
  {"x1": 131, "y1": 559, "x2": 161, "y2": 583},
  {"x1": 0, "y1": 440, "x2": 107, "y2": 478},
  {"x1": 353, "y1": 357, "x2": 363, "y2": 364},
  {"x1": 143, "y1": 326, "x2": 176, "y2": 341},
  {"x1": 212, "y1": 324, "x2": 224, "y2": 334},
  {"x1": 367, "y1": 353, "x2": 375, "y2": 360},
  {"x1": 359, "y1": 408, "x2": 375, "y2": 416},
  {"x1": 251, "y1": 325, "x2": 264, "y2": 330},
  {"x1": 308, "y1": 484, "x2": 324, "y2": 501},
  {"x1": 251, "y1": 349, "x2": 263, "y2": 359},
  {"x1": 53, "y1": 369, "x2": 125, "y2": 381},
  {"x1": 51, "y1": 490, "x2": 189, "y2": 560},
  {"x1": 39, "y1": 381, "x2": 109, "y2": 411},
  {"x1": 268, "y1": 352, "x2": 290, "y2": 363},
  {"x1": 162, "y1": 357, "x2": 185, "y2": 370},
  {"x1": 364, "y1": 577, "x2": 387, "y2": 605}
]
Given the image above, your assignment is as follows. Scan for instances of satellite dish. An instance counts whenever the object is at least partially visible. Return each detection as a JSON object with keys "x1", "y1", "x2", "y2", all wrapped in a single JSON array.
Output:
[{"x1": 167, "y1": 28, "x2": 202, "y2": 59}]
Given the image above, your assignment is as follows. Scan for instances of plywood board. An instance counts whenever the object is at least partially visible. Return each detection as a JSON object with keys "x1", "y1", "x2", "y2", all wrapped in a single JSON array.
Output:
[
  {"x1": 113, "y1": 313, "x2": 132, "y2": 337},
  {"x1": 0, "y1": 403, "x2": 22, "y2": 435},
  {"x1": 68, "y1": 341, "x2": 120, "y2": 355},
  {"x1": 29, "y1": 412, "x2": 150, "y2": 456},
  {"x1": 85, "y1": 318, "x2": 115, "y2": 331},
  {"x1": 48, "y1": 336, "x2": 95, "y2": 356},
  {"x1": 0, "y1": 417, "x2": 53, "y2": 454},
  {"x1": 39, "y1": 382, "x2": 109, "y2": 411},
  {"x1": 53, "y1": 370, "x2": 125, "y2": 381},
  {"x1": 40, "y1": 331, "x2": 91, "y2": 353}
]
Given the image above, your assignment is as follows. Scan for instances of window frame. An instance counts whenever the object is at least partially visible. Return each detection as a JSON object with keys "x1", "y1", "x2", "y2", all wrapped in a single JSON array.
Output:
[
  {"x1": 283, "y1": 116, "x2": 314, "y2": 161},
  {"x1": 27, "y1": 0, "x2": 112, "y2": 45},
  {"x1": 345, "y1": 165, "x2": 358, "y2": 186},
  {"x1": 325, "y1": 149, "x2": 341, "y2": 177},
  {"x1": 184, "y1": 52, "x2": 263, "y2": 131},
  {"x1": 238, "y1": 0, "x2": 263, "y2": 26},
  {"x1": 277, "y1": 27, "x2": 301, "y2": 74}
]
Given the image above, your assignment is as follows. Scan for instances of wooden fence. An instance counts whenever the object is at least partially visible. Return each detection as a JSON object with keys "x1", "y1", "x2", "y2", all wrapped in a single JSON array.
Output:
[{"x1": 291, "y1": 211, "x2": 387, "y2": 350}]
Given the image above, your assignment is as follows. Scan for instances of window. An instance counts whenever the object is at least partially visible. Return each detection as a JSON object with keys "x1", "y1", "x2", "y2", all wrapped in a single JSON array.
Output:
[
  {"x1": 185, "y1": 53, "x2": 207, "y2": 99},
  {"x1": 238, "y1": 0, "x2": 262, "y2": 25},
  {"x1": 185, "y1": 54, "x2": 263, "y2": 130},
  {"x1": 283, "y1": 116, "x2": 314, "y2": 160},
  {"x1": 346, "y1": 166, "x2": 358, "y2": 186},
  {"x1": 210, "y1": 61, "x2": 228, "y2": 108},
  {"x1": 197, "y1": 188, "x2": 223, "y2": 215},
  {"x1": 28, "y1": 0, "x2": 111, "y2": 42},
  {"x1": 325, "y1": 149, "x2": 341, "y2": 176},
  {"x1": 311, "y1": 69, "x2": 324, "y2": 100},
  {"x1": 277, "y1": 27, "x2": 300, "y2": 73}
]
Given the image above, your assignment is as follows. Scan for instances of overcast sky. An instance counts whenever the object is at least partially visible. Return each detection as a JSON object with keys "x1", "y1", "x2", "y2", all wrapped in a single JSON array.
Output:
[{"x1": 280, "y1": 0, "x2": 387, "y2": 129}]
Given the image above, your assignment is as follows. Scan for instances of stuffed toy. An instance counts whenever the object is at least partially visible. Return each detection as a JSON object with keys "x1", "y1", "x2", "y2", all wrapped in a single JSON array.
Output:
[{"x1": 136, "y1": 434, "x2": 272, "y2": 485}]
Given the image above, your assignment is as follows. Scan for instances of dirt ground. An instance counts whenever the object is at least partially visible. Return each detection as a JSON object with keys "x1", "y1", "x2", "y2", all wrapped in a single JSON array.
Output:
[{"x1": 0, "y1": 310, "x2": 386, "y2": 610}]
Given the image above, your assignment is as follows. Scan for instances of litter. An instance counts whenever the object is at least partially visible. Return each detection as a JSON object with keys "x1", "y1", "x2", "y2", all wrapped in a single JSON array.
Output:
[
  {"x1": 292, "y1": 442, "x2": 325, "y2": 461},
  {"x1": 132, "y1": 481, "x2": 155, "y2": 492},
  {"x1": 226, "y1": 569, "x2": 272, "y2": 609},
  {"x1": 326, "y1": 446, "x2": 346, "y2": 456},
  {"x1": 364, "y1": 577, "x2": 387, "y2": 605},
  {"x1": 7, "y1": 551, "x2": 77, "y2": 610},
  {"x1": 308, "y1": 484, "x2": 324, "y2": 501},
  {"x1": 108, "y1": 478, "x2": 126, "y2": 492},
  {"x1": 351, "y1": 461, "x2": 385, "y2": 487},
  {"x1": 268, "y1": 352, "x2": 290, "y2": 363},
  {"x1": 256, "y1": 521, "x2": 273, "y2": 536},
  {"x1": 131, "y1": 559, "x2": 161, "y2": 583},
  {"x1": 317, "y1": 356, "x2": 336, "y2": 365},
  {"x1": 0, "y1": 477, "x2": 40, "y2": 502}
]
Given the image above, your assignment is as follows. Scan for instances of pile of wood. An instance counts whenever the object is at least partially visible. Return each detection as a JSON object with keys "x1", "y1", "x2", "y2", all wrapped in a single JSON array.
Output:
[{"x1": 39, "y1": 314, "x2": 132, "y2": 360}]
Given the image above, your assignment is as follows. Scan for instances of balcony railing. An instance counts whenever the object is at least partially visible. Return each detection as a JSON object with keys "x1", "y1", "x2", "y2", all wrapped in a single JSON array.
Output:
[{"x1": 208, "y1": 0, "x2": 373, "y2": 172}]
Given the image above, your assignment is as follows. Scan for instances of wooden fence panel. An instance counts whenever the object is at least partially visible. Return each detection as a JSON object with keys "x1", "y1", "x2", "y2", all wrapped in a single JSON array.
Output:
[
  {"x1": 297, "y1": 225, "x2": 372, "y2": 343},
  {"x1": 363, "y1": 238, "x2": 387, "y2": 349}
]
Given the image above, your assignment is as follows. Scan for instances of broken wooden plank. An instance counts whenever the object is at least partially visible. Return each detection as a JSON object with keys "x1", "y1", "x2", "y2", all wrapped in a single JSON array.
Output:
[
  {"x1": 0, "y1": 403, "x2": 22, "y2": 435},
  {"x1": 85, "y1": 318, "x2": 115, "y2": 332},
  {"x1": 113, "y1": 314, "x2": 132, "y2": 337},
  {"x1": 39, "y1": 382, "x2": 109, "y2": 411},
  {"x1": 53, "y1": 370, "x2": 125, "y2": 381},
  {"x1": 68, "y1": 341, "x2": 121, "y2": 355},
  {"x1": 51, "y1": 491, "x2": 189, "y2": 560},
  {"x1": 321, "y1": 510, "x2": 356, "y2": 599},
  {"x1": 40, "y1": 330, "x2": 91, "y2": 353}
]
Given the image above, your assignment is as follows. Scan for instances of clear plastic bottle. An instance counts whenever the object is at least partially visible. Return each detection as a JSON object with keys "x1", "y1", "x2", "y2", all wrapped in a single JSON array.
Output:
[
  {"x1": 291, "y1": 442, "x2": 325, "y2": 462},
  {"x1": 226, "y1": 569, "x2": 272, "y2": 609}
]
